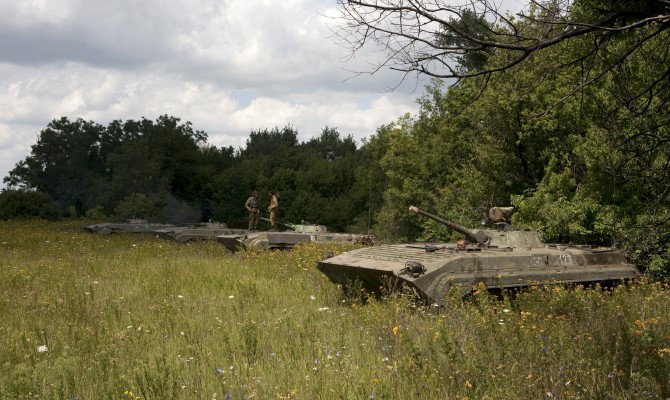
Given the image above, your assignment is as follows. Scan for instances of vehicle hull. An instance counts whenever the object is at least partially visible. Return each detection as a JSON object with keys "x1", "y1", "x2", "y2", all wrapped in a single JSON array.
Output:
[{"x1": 317, "y1": 243, "x2": 640, "y2": 304}]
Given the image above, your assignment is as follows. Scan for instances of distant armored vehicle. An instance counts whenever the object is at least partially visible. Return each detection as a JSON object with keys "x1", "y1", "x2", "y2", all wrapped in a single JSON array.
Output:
[
  {"x1": 153, "y1": 222, "x2": 246, "y2": 243},
  {"x1": 84, "y1": 219, "x2": 175, "y2": 235},
  {"x1": 317, "y1": 206, "x2": 640, "y2": 305},
  {"x1": 217, "y1": 218, "x2": 373, "y2": 252}
]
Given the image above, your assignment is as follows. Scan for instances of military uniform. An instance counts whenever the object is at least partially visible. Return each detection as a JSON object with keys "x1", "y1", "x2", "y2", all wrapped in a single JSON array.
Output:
[
  {"x1": 268, "y1": 192, "x2": 279, "y2": 230},
  {"x1": 245, "y1": 192, "x2": 259, "y2": 230}
]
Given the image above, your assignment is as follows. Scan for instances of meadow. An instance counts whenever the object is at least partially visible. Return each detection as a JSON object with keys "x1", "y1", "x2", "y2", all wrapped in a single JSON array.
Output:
[{"x1": 1, "y1": 220, "x2": 669, "y2": 400}]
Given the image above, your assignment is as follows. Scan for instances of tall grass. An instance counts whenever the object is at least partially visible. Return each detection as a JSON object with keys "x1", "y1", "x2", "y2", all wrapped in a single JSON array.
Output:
[{"x1": 1, "y1": 220, "x2": 668, "y2": 399}]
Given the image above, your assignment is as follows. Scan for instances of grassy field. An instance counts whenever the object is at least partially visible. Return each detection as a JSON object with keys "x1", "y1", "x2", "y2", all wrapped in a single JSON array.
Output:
[{"x1": 1, "y1": 220, "x2": 669, "y2": 399}]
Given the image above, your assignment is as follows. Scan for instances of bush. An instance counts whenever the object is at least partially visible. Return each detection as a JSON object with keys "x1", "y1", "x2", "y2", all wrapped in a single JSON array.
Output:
[
  {"x1": 114, "y1": 193, "x2": 163, "y2": 220},
  {"x1": 0, "y1": 189, "x2": 59, "y2": 220}
]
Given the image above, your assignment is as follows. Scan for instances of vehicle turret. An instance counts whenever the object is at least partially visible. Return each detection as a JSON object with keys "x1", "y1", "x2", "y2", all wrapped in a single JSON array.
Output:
[
  {"x1": 259, "y1": 217, "x2": 327, "y2": 233},
  {"x1": 409, "y1": 206, "x2": 489, "y2": 244}
]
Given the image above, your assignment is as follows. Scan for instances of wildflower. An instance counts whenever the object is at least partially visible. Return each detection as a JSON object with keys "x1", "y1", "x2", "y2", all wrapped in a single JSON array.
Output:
[
  {"x1": 224, "y1": 395, "x2": 232, "y2": 399},
  {"x1": 216, "y1": 367, "x2": 223, "y2": 374},
  {"x1": 37, "y1": 345, "x2": 48, "y2": 353},
  {"x1": 502, "y1": 309, "x2": 510, "y2": 313},
  {"x1": 310, "y1": 295, "x2": 316, "y2": 300},
  {"x1": 607, "y1": 372, "x2": 615, "y2": 379},
  {"x1": 392, "y1": 326, "x2": 399, "y2": 335},
  {"x1": 464, "y1": 380, "x2": 472, "y2": 389},
  {"x1": 228, "y1": 295, "x2": 234, "y2": 299},
  {"x1": 178, "y1": 295, "x2": 184, "y2": 299}
]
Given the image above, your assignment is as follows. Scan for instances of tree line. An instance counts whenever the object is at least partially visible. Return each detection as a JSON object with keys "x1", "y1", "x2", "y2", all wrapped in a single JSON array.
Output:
[
  {"x1": 2, "y1": 0, "x2": 669, "y2": 277},
  {"x1": 1, "y1": 116, "x2": 374, "y2": 234}
]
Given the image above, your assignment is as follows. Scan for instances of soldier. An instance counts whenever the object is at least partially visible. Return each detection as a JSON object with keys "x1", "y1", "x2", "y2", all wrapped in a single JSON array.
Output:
[
  {"x1": 268, "y1": 191, "x2": 279, "y2": 230},
  {"x1": 245, "y1": 191, "x2": 259, "y2": 231}
]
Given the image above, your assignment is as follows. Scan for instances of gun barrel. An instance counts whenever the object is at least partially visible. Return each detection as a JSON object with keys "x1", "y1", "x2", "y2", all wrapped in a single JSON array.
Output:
[
  {"x1": 259, "y1": 217, "x2": 294, "y2": 229},
  {"x1": 409, "y1": 206, "x2": 489, "y2": 244}
]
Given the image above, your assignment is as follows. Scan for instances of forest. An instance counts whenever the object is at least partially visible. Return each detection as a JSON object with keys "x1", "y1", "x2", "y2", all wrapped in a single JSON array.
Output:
[{"x1": 2, "y1": 0, "x2": 669, "y2": 278}]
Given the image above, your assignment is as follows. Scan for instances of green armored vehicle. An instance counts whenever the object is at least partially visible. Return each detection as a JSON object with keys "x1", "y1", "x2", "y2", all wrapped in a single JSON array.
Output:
[
  {"x1": 217, "y1": 218, "x2": 373, "y2": 252},
  {"x1": 317, "y1": 206, "x2": 640, "y2": 305},
  {"x1": 84, "y1": 219, "x2": 176, "y2": 235},
  {"x1": 153, "y1": 222, "x2": 246, "y2": 243}
]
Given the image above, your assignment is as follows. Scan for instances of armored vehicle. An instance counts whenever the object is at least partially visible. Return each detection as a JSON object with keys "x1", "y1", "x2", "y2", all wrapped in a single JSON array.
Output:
[
  {"x1": 84, "y1": 219, "x2": 176, "y2": 235},
  {"x1": 153, "y1": 222, "x2": 246, "y2": 243},
  {"x1": 317, "y1": 206, "x2": 640, "y2": 305},
  {"x1": 217, "y1": 218, "x2": 373, "y2": 252}
]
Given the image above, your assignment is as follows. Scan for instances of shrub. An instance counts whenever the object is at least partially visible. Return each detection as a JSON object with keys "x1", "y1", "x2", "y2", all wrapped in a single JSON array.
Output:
[{"x1": 0, "y1": 189, "x2": 59, "y2": 220}]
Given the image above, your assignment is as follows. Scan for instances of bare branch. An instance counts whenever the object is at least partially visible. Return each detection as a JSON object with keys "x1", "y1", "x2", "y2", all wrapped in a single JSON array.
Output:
[{"x1": 331, "y1": 0, "x2": 670, "y2": 85}]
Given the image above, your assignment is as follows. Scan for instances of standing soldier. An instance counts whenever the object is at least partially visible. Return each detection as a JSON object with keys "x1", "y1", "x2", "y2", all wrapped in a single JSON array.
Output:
[
  {"x1": 245, "y1": 191, "x2": 259, "y2": 231},
  {"x1": 268, "y1": 191, "x2": 279, "y2": 230}
]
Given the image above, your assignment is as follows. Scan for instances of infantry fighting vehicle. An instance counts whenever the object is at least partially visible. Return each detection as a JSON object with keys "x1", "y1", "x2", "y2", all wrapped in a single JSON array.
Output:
[
  {"x1": 153, "y1": 222, "x2": 246, "y2": 243},
  {"x1": 217, "y1": 218, "x2": 373, "y2": 252},
  {"x1": 84, "y1": 219, "x2": 176, "y2": 235},
  {"x1": 317, "y1": 206, "x2": 640, "y2": 305}
]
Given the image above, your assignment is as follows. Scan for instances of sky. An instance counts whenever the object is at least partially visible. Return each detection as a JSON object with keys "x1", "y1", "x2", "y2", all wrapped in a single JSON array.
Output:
[
  {"x1": 0, "y1": 0, "x2": 431, "y2": 187},
  {"x1": 0, "y1": 0, "x2": 525, "y2": 187}
]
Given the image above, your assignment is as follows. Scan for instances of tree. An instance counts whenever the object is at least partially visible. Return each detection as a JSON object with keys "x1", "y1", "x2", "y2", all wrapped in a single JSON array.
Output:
[
  {"x1": 4, "y1": 117, "x2": 107, "y2": 215},
  {"x1": 305, "y1": 127, "x2": 357, "y2": 161},
  {"x1": 334, "y1": 0, "x2": 670, "y2": 90}
]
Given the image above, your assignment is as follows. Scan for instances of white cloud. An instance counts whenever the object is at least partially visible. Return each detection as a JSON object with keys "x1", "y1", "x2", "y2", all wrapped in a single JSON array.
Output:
[{"x1": 0, "y1": 0, "x2": 425, "y2": 187}]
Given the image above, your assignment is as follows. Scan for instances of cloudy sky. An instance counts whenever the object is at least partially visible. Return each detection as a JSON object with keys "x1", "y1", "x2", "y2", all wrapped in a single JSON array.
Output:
[
  {"x1": 0, "y1": 0, "x2": 431, "y2": 187},
  {"x1": 0, "y1": 0, "x2": 525, "y2": 187}
]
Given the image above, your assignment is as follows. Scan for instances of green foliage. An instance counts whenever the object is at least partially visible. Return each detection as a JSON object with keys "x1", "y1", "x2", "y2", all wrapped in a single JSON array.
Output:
[
  {"x1": 647, "y1": 254, "x2": 670, "y2": 280},
  {"x1": 114, "y1": 193, "x2": 164, "y2": 220},
  {"x1": 438, "y1": 9, "x2": 495, "y2": 73},
  {"x1": 0, "y1": 189, "x2": 59, "y2": 220},
  {"x1": 85, "y1": 205, "x2": 107, "y2": 220}
]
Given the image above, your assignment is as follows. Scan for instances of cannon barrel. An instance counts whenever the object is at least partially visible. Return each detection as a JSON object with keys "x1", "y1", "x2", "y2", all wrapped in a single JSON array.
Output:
[
  {"x1": 409, "y1": 206, "x2": 489, "y2": 244},
  {"x1": 259, "y1": 217, "x2": 296, "y2": 229}
]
